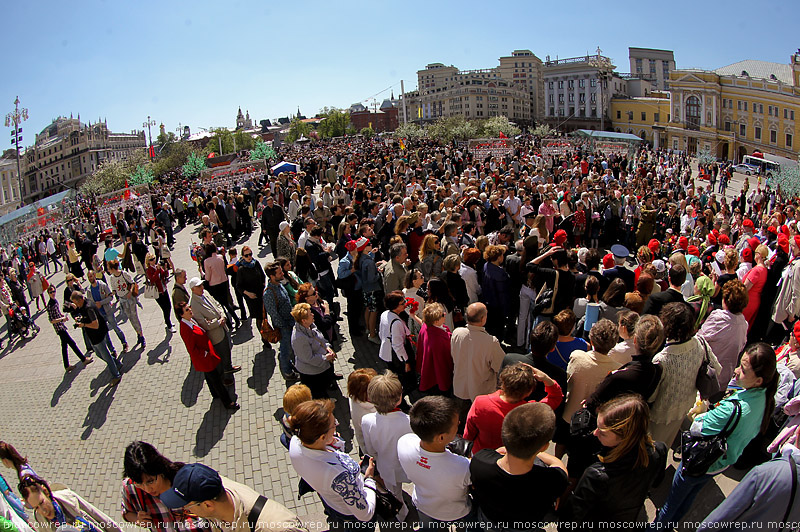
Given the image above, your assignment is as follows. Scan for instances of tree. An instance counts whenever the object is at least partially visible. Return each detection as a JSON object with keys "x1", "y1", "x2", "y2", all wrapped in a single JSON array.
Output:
[
  {"x1": 80, "y1": 148, "x2": 149, "y2": 195},
  {"x1": 697, "y1": 146, "x2": 715, "y2": 166},
  {"x1": 394, "y1": 123, "x2": 426, "y2": 141},
  {"x1": 773, "y1": 164, "x2": 800, "y2": 201},
  {"x1": 151, "y1": 140, "x2": 194, "y2": 179},
  {"x1": 480, "y1": 115, "x2": 521, "y2": 138},
  {"x1": 317, "y1": 108, "x2": 350, "y2": 138},
  {"x1": 129, "y1": 164, "x2": 154, "y2": 186},
  {"x1": 531, "y1": 123, "x2": 557, "y2": 138},
  {"x1": 182, "y1": 152, "x2": 207, "y2": 178},
  {"x1": 250, "y1": 139, "x2": 277, "y2": 162},
  {"x1": 286, "y1": 118, "x2": 312, "y2": 143},
  {"x1": 360, "y1": 127, "x2": 375, "y2": 138}
]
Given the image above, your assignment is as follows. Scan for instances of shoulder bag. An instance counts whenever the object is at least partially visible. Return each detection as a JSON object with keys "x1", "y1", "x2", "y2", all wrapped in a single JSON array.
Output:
[
  {"x1": 695, "y1": 336, "x2": 723, "y2": 402},
  {"x1": 532, "y1": 270, "x2": 560, "y2": 316},
  {"x1": 680, "y1": 400, "x2": 741, "y2": 477},
  {"x1": 143, "y1": 280, "x2": 159, "y2": 300}
]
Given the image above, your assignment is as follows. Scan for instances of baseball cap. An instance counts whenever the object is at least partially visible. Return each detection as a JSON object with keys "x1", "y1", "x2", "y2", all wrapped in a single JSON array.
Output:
[
  {"x1": 652, "y1": 259, "x2": 666, "y2": 273},
  {"x1": 344, "y1": 240, "x2": 357, "y2": 253},
  {"x1": 355, "y1": 237, "x2": 370, "y2": 252},
  {"x1": 160, "y1": 463, "x2": 223, "y2": 509},
  {"x1": 187, "y1": 277, "x2": 204, "y2": 290}
]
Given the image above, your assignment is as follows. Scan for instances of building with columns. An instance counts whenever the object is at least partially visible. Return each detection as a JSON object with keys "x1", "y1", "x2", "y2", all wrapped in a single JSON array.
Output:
[
  {"x1": 610, "y1": 93, "x2": 671, "y2": 149},
  {"x1": 665, "y1": 51, "x2": 800, "y2": 160},
  {"x1": 0, "y1": 151, "x2": 22, "y2": 215},
  {"x1": 542, "y1": 52, "x2": 627, "y2": 131}
]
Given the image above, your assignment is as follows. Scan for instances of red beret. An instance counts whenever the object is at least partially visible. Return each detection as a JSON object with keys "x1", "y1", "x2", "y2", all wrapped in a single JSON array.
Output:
[
  {"x1": 678, "y1": 236, "x2": 689, "y2": 250},
  {"x1": 742, "y1": 248, "x2": 753, "y2": 262},
  {"x1": 743, "y1": 219, "x2": 755, "y2": 229},
  {"x1": 688, "y1": 245, "x2": 700, "y2": 257},
  {"x1": 707, "y1": 234, "x2": 717, "y2": 246},
  {"x1": 778, "y1": 234, "x2": 790, "y2": 254},
  {"x1": 712, "y1": 229, "x2": 720, "y2": 238},
  {"x1": 768, "y1": 225, "x2": 778, "y2": 235},
  {"x1": 648, "y1": 239, "x2": 661, "y2": 255},
  {"x1": 794, "y1": 321, "x2": 800, "y2": 345},
  {"x1": 602, "y1": 253, "x2": 615, "y2": 269},
  {"x1": 552, "y1": 229, "x2": 568, "y2": 247},
  {"x1": 718, "y1": 234, "x2": 730, "y2": 245},
  {"x1": 795, "y1": 235, "x2": 800, "y2": 251},
  {"x1": 747, "y1": 237, "x2": 761, "y2": 250}
]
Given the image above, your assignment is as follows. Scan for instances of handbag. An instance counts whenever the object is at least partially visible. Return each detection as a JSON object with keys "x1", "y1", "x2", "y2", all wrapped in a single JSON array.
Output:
[
  {"x1": 143, "y1": 281, "x2": 159, "y2": 300},
  {"x1": 41, "y1": 276, "x2": 49, "y2": 291},
  {"x1": 695, "y1": 336, "x2": 723, "y2": 402},
  {"x1": 260, "y1": 292, "x2": 282, "y2": 344},
  {"x1": 680, "y1": 400, "x2": 741, "y2": 477},
  {"x1": 365, "y1": 481, "x2": 402, "y2": 521},
  {"x1": 570, "y1": 407, "x2": 597, "y2": 439},
  {"x1": 532, "y1": 270, "x2": 560, "y2": 316}
]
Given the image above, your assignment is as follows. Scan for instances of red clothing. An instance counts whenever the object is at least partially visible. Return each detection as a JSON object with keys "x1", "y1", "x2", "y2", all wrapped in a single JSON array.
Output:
[
  {"x1": 743, "y1": 264, "x2": 767, "y2": 330},
  {"x1": 415, "y1": 323, "x2": 453, "y2": 392},
  {"x1": 463, "y1": 384, "x2": 563, "y2": 454},
  {"x1": 179, "y1": 320, "x2": 221, "y2": 372},
  {"x1": 146, "y1": 264, "x2": 169, "y2": 293}
]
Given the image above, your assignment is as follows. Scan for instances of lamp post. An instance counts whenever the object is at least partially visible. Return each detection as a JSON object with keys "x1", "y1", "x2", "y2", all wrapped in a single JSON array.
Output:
[
  {"x1": 5, "y1": 97, "x2": 29, "y2": 206},
  {"x1": 142, "y1": 115, "x2": 156, "y2": 159}
]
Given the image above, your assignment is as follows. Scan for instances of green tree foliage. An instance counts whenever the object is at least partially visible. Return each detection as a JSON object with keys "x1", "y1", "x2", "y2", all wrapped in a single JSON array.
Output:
[
  {"x1": 317, "y1": 108, "x2": 350, "y2": 138},
  {"x1": 360, "y1": 127, "x2": 375, "y2": 138},
  {"x1": 531, "y1": 123, "x2": 557, "y2": 138},
  {"x1": 151, "y1": 140, "x2": 194, "y2": 179},
  {"x1": 428, "y1": 116, "x2": 479, "y2": 143},
  {"x1": 80, "y1": 149, "x2": 149, "y2": 195},
  {"x1": 182, "y1": 152, "x2": 207, "y2": 178},
  {"x1": 773, "y1": 164, "x2": 800, "y2": 200},
  {"x1": 394, "y1": 123, "x2": 426, "y2": 140},
  {"x1": 203, "y1": 128, "x2": 256, "y2": 155},
  {"x1": 129, "y1": 164, "x2": 154, "y2": 186},
  {"x1": 480, "y1": 116, "x2": 521, "y2": 138},
  {"x1": 250, "y1": 139, "x2": 277, "y2": 162},
  {"x1": 286, "y1": 118, "x2": 312, "y2": 143}
]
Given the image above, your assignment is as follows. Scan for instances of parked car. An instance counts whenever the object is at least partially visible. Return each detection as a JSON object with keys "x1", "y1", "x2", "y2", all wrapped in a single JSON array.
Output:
[{"x1": 732, "y1": 164, "x2": 759, "y2": 175}]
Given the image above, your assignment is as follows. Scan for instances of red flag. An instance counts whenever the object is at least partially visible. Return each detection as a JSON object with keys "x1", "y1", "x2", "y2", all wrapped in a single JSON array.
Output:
[{"x1": 499, "y1": 131, "x2": 508, "y2": 139}]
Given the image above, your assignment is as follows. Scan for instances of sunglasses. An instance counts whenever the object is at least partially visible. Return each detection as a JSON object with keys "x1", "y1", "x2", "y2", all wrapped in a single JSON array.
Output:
[{"x1": 243, "y1": 253, "x2": 252, "y2": 258}]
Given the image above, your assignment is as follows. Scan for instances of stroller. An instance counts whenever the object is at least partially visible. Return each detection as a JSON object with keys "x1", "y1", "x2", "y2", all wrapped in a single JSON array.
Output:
[{"x1": 8, "y1": 303, "x2": 40, "y2": 339}]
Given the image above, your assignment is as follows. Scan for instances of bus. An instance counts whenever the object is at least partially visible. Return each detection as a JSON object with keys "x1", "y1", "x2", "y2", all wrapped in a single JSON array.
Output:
[{"x1": 741, "y1": 153, "x2": 797, "y2": 179}]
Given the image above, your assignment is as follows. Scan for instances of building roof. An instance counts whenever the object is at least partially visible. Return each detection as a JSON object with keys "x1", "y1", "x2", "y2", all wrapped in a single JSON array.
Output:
[
  {"x1": 714, "y1": 60, "x2": 793, "y2": 84},
  {"x1": 571, "y1": 129, "x2": 643, "y2": 142}
]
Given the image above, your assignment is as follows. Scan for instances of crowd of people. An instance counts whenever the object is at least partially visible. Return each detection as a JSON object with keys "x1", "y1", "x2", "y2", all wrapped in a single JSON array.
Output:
[{"x1": 0, "y1": 134, "x2": 799, "y2": 530}]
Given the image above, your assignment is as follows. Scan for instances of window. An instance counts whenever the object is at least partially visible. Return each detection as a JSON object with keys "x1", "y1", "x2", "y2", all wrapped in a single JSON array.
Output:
[
  {"x1": 558, "y1": 94, "x2": 564, "y2": 104},
  {"x1": 744, "y1": 102, "x2": 748, "y2": 111},
  {"x1": 549, "y1": 107, "x2": 555, "y2": 116},
  {"x1": 650, "y1": 61, "x2": 656, "y2": 74},
  {"x1": 771, "y1": 130, "x2": 777, "y2": 143},
  {"x1": 755, "y1": 126, "x2": 761, "y2": 140},
  {"x1": 558, "y1": 81, "x2": 563, "y2": 89},
  {"x1": 568, "y1": 94, "x2": 574, "y2": 102},
  {"x1": 549, "y1": 94, "x2": 554, "y2": 103},
  {"x1": 641, "y1": 112, "x2": 647, "y2": 121},
  {"x1": 579, "y1": 79, "x2": 585, "y2": 88},
  {"x1": 686, "y1": 96, "x2": 701, "y2": 130},
  {"x1": 788, "y1": 133, "x2": 793, "y2": 148},
  {"x1": 738, "y1": 101, "x2": 742, "y2": 110},
  {"x1": 579, "y1": 94, "x2": 585, "y2": 103},
  {"x1": 548, "y1": 81, "x2": 553, "y2": 89},
  {"x1": 793, "y1": 110, "x2": 796, "y2": 120},
  {"x1": 590, "y1": 93, "x2": 596, "y2": 103},
  {"x1": 724, "y1": 121, "x2": 731, "y2": 132},
  {"x1": 635, "y1": 58, "x2": 643, "y2": 73},
  {"x1": 740, "y1": 124, "x2": 746, "y2": 137},
  {"x1": 673, "y1": 139, "x2": 679, "y2": 150},
  {"x1": 654, "y1": 113, "x2": 660, "y2": 122},
  {"x1": 568, "y1": 80, "x2": 574, "y2": 89},
  {"x1": 617, "y1": 110, "x2": 621, "y2": 119},
  {"x1": 590, "y1": 79, "x2": 597, "y2": 87}
]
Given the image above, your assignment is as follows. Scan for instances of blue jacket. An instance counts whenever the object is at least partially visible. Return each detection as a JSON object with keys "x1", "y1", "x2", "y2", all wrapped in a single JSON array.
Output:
[
  {"x1": 264, "y1": 282, "x2": 294, "y2": 328},
  {"x1": 337, "y1": 252, "x2": 362, "y2": 291},
  {"x1": 359, "y1": 253, "x2": 382, "y2": 293},
  {"x1": 481, "y1": 262, "x2": 510, "y2": 309}
]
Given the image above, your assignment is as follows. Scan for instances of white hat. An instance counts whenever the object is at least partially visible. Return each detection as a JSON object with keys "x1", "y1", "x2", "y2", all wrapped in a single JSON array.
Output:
[
  {"x1": 188, "y1": 277, "x2": 204, "y2": 290},
  {"x1": 279, "y1": 221, "x2": 289, "y2": 231}
]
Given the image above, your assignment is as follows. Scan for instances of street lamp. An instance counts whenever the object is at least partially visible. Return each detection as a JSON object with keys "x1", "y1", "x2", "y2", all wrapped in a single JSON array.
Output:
[
  {"x1": 142, "y1": 115, "x2": 156, "y2": 159},
  {"x1": 5, "y1": 96, "x2": 28, "y2": 206}
]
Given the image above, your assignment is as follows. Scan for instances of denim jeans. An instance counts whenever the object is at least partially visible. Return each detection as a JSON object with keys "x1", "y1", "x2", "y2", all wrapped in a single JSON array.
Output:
[
  {"x1": 103, "y1": 309, "x2": 127, "y2": 345},
  {"x1": 278, "y1": 326, "x2": 295, "y2": 376},
  {"x1": 92, "y1": 337, "x2": 122, "y2": 378},
  {"x1": 654, "y1": 461, "x2": 713, "y2": 526}
]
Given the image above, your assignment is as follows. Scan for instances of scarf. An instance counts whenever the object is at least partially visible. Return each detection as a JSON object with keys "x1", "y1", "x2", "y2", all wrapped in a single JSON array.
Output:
[
  {"x1": 687, "y1": 275, "x2": 715, "y2": 329},
  {"x1": 237, "y1": 258, "x2": 257, "y2": 269}
]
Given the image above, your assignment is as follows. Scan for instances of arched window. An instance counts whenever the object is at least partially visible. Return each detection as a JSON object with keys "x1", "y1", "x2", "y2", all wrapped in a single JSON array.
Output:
[{"x1": 686, "y1": 96, "x2": 701, "y2": 130}]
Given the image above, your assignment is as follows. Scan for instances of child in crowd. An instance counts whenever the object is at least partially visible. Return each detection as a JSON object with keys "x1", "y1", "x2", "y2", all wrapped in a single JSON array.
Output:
[
  {"x1": 398, "y1": 396, "x2": 472, "y2": 529},
  {"x1": 279, "y1": 384, "x2": 312, "y2": 448},
  {"x1": 347, "y1": 368, "x2": 377, "y2": 455}
]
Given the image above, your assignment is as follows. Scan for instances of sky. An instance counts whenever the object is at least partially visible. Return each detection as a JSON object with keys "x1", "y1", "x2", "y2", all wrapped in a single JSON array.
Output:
[{"x1": 2, "y1": 0, "x2": 797, "y2": 145}]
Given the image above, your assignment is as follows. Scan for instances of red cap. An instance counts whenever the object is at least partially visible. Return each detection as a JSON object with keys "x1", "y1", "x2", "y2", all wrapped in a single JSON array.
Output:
[
  {"x1": 602, "y1": 253, "x2": 615, "y2": 269},
  {"x1": 552, "y1": 229, "x2": 568, "y2": 247},
  {"x1": 743, "y1": 219, "x2": 755, "y2": 229},
  {"x1": 688, "y1": 245, "x2": 700, "y2": 257},
  {"x1": 718, "y1": 234, "x2": 730, "y2": 245},
  {"x1": 648, "y1": 239, "x2": 661, "y2": 255},
  {"x1": 795, "y1": 235, "x2": 800, "y2": 251},
  {"x1": 778, "y1": 234, "x2": 790, "y2": 254},
  {"x1": 781, "y1": 225, "x2": 791, "y2": 237},
  {"x1": 768, "y1": 225, "x2": 778, "y2": 235},
  {"x1": 747, "y1": 237, "x2": 761, "y2": 250},
  {"x1": 742, "y1": 248, "x2": 753, "y2": 262},
  {"x1": 345, "y1": 240, "x2": 358, "y2": 253},
  {"x1": 712, "y1": 229, "x2": 720, "y2": 238},
  {"x1": 794, "y1": 321, "x2": 800, "y2": 344},
  {"x1": 355, "y1": 236, "x2": 370, "y2": 252},
  {"x1": 678, "y1": 236, "x2": 689, "y2": 250},
  {"x1": 707, "y1": 234, "x2": 717, "y2": 246}
]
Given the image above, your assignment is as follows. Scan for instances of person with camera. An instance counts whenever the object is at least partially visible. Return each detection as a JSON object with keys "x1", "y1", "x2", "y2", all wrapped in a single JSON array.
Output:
[{"x1": 70, "y1": 289, "x2": 123, "y2": 385}]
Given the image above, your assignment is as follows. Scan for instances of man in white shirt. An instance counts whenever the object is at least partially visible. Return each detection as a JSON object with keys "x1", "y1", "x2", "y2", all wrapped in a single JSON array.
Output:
[
  {"x1": 503, "y1": 189, "x2": 522, "y2": 227},
  {"x1": 397, "y1": 396, "x2": 472, "y2": 527},
  {"x1": 46, "y1": 235, "x2": 61, "y2": 271}
]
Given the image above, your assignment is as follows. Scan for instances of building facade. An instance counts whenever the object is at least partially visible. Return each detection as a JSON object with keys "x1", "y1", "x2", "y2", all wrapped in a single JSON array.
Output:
[
  {"x1": 542, "y1": 53, "x2": 626, "y2": 131},
  {"x1": 22, "y1": 116, "x2": 146, "y2": 202},
  {"x1": 629, "y1": 48, "x2": 675, "y2": 92},
  {"x1": 610, "y1": 93, "x2": 671, "y2": 149},
  {"x1": 665, "y1": 51, "x2": 800, "y2": 161},
  {"x1": 402, "y1": 50, "x2": 544, "y2": 125},
  {"x1": 0, "y1": 152, "x2": 22, "y2": 215},
  {"x1": 349, "y1": 99, "x2": 399, "y2": 133}
]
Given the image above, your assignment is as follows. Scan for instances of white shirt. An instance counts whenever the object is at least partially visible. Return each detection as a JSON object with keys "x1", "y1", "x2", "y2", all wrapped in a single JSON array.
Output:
[
  {"x1": 349, "y1": 398, "x2": 376, "y2": 453},
  {"x1": 458, "y1": 264, "x2": 481, "y2": 304},
  {"x1": 397, "y1": 433, "x2": 471, "y2": 521},
  {"x1": 361, "y1": 410, "x2": 411, "y2": 490},
  {"x1": 46, "y1": 237, "x2": 56, "y2": 254},
  {"x1": 378, "y1": 310, "x2": 410, "y2": 363}
]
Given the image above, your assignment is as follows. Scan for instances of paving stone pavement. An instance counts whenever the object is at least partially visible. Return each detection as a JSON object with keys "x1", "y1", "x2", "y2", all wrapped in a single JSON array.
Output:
[{"x1": 0, "y1": 164, "x2": 750, "y2": 530}]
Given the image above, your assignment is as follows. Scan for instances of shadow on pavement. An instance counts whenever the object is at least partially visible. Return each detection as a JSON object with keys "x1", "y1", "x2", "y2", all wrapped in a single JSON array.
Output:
[
  {"x1": 247, "y1": 345, "x2": 276, "y2": 395},
  {"x1": 330, "y1": 386, "x2": 353, "y2": 454},
  {"x1": 232, "y1": 322, "x2": 254, "y2": 345},
  {"x1": 181, "y1": 365, "x2": 205, "y2": 407},
  {"x1": 51, "y1": 364, "x2": 83, "y2": 407},
  {"x1": 120, "y1": 345, "x2": 143, "y2": 373},
  {"x1": 147, "y1": 335, "x2": 173, "y2": 365},
  {"x1": 81, "y1": 383, "x2": 117, "y2": 440},
  {"x1": 193, "y1": 402, "x2": 233, "y2": 457}
]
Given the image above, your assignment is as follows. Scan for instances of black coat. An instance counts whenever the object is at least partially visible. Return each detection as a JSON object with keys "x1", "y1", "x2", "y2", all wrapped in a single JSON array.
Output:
[{"x1": 641, "y1": 287, "x2": 686, "y2": 317}]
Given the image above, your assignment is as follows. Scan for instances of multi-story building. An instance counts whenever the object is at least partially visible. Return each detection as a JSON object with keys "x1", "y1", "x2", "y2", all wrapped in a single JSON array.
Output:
[
  {"x1": 542, "y1": 52, "x2": 627, "y2": 131},
  {"x1": 402, "y1": 50, "x2": 544, "y2": 125},
  {"x1": 609, "y1": 92, "x2": 671, "y2": 149},
  {"x1": 22, "y1": 116, "x2": 146, "y2": 202},
  {"x1": 665, "y1": 51, "x2": 800, "y2": 161},
  {"x1": 349, "y1": 99, "x2": 399, "y2": 133},
  {"x1": 629, "y1": 48, "x2": 675, "y2": 92},
  {"x1": 0, "y1": 151, "x2": 22, "y2": 215}
]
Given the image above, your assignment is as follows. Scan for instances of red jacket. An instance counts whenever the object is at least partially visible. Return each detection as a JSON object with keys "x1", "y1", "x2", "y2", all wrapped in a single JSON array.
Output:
[
  {"x1": 416, "y1": 323, "x2": 453, "y2": 392},
  {"x1": 179, "y1": 320, "x2": 221, "y2": 372}
]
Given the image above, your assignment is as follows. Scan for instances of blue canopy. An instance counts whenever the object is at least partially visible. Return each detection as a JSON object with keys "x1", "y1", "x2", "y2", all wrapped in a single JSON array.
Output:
[{"x1": 270, "y1": 161, "x2": 300, "y2": 175}]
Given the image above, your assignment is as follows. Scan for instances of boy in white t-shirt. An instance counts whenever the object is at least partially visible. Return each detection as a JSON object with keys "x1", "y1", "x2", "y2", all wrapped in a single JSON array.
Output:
[{"x1": 397, "y1": 396, "x2": 472, "y2": 529}]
